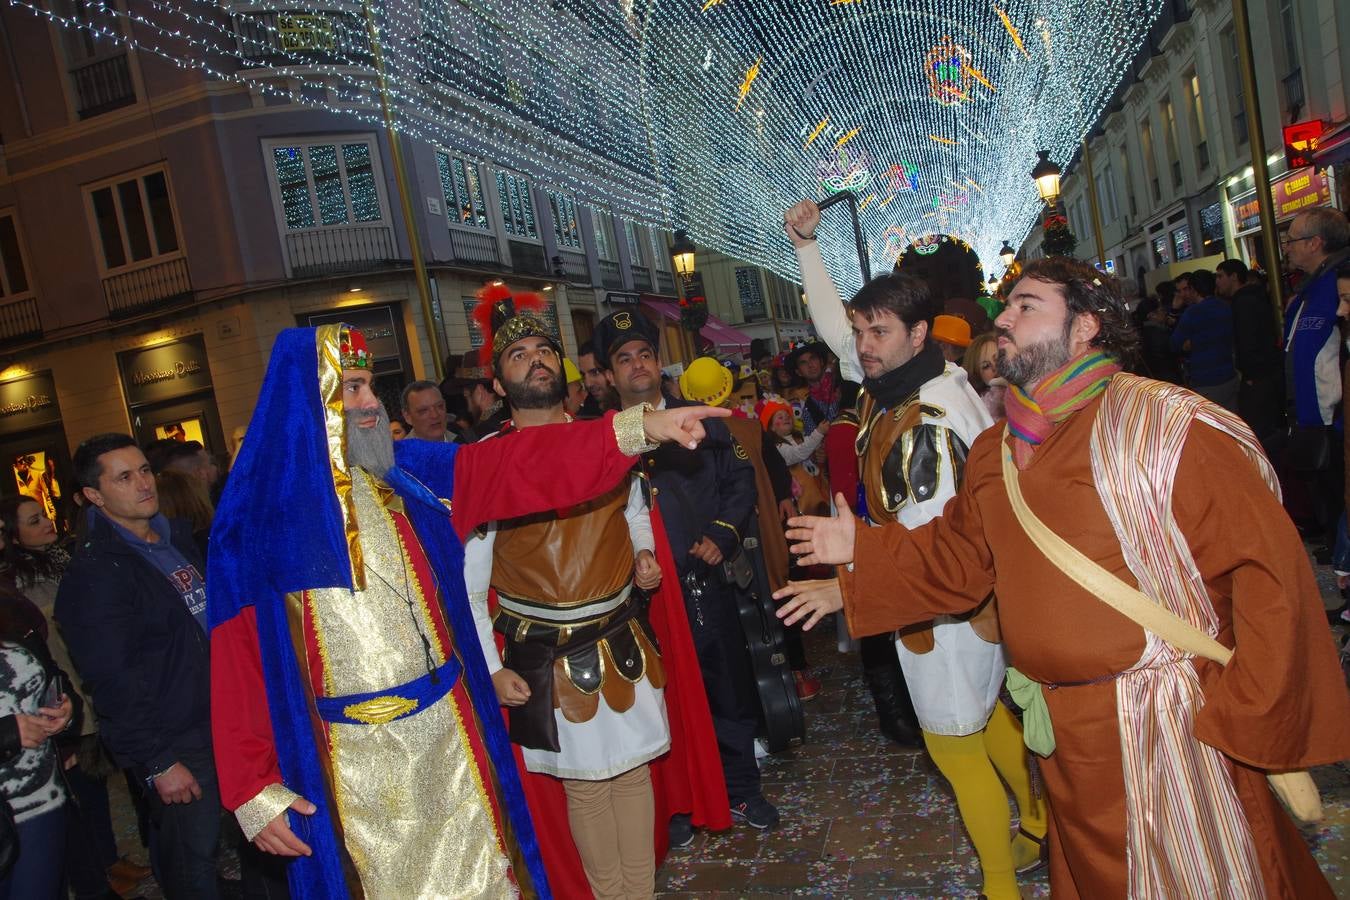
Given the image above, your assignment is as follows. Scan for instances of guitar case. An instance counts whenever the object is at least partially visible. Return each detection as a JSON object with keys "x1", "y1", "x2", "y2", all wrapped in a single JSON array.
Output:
[{"x1": 723, "y1": 515, "x2": 805, "y2": 753}]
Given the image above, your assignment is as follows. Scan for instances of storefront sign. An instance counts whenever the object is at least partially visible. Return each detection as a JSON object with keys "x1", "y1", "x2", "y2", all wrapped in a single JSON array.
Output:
[
  {"x1": 1230, "y1": 167, "x2": 1331, "y2": 234},
  {"x1": 119, "y1": 334, "x2": 215, "y2": 406},
  {"x1": 277, "y1": 13, "x2": 335, "y2": 52},
  {"x1": 0, "y1": 371, "x2": 61, "y2": 437}
]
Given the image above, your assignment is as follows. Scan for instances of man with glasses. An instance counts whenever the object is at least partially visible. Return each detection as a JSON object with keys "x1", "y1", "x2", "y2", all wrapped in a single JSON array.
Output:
[{"x1": 1283, "y1": 208, "x2": 1350, "y2": 551}]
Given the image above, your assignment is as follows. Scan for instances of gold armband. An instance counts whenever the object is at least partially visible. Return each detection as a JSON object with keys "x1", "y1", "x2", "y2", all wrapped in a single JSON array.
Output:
[
  {"x1": 614, "y1": 403, "x2": 659, "y2": 456},
  {"x1": 235, "y1": 782, "x2": 302, "y2": 842}
]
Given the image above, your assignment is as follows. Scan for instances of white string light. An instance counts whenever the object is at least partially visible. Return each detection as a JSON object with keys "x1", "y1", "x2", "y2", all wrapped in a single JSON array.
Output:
[{"x1": 16, "y1": 0, "x2": 1162, "y2": 295}]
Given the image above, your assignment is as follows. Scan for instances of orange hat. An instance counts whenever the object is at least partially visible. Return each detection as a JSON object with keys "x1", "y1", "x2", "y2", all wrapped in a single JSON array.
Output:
[
  {"x1": 759, "y1": 399, "x2": 792, "y2": 432},
  {"x1": 931, "y1": 314, "x2": 972, "y2": 348}
]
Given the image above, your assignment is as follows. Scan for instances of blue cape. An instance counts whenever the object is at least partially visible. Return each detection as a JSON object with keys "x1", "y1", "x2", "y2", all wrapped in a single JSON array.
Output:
[{"x1": 209, "y1": 326, "x2": 549, "y2": 899}]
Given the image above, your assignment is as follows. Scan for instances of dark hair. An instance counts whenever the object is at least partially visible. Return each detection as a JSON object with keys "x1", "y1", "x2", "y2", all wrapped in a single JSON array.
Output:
[
  {"x1": 1335, "y1": 261, "x2": 1350, "y2": 281},
  {"x1": 1216, "y1": 259, "x2": 1248, "y2": 281},
  {"x1": 837, "y1": 380, "x2": 861, "y2": 409},
  {"x1": 400, "y1": 380, "x2": 441, "y2": 413},
  {"x1": 74, "y1": 433, "x2": 138, "y2": 490},
  {"x1": 1177, "y1": 269, "x2": 1216, "y2": 297},
  {"x1": 1014, "y1": 257, "x2": 1140, "y2": 368},
  {"x1": 157, "y1": 440, "x2": 205, "y2": 474},
  {"x1": 0, "y1": 495, "x2": 64, "y2": 587},
  {"x1": 577, "y1": 340, "x2": 596, "y2": 358},
  {"x1": 847, "y1": 272, "x2": 942, "y2": 342},
  {"x1": 1155, "y1": 281, "x2": 1176, "y2": 305},
  {"x1": 156, "y1": 469, "x2": 214, "y2": 533}
]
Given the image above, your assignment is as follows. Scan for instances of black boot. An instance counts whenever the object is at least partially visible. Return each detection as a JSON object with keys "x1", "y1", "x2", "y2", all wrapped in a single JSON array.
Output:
[{"x1": 862, "y1": 656, "x2": 922, "y2": 747}]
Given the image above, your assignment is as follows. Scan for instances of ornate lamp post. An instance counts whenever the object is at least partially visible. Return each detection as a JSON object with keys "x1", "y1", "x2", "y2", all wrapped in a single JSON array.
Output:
[
  {"x1": 999, "y1": 241, "x2": 1016, "y2": 268},
  {"x1": 1031, "y1": 150, "x2": 1063, "y2": 207}
]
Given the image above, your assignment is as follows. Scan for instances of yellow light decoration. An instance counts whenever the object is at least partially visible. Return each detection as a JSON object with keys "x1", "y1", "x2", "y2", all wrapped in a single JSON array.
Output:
[
  {"x1": 996, "y1": 6, "x2": 1029, "y2": 57},
  {"x1": 966, "y1": 66, "x2": 994, "y2": 92},
  {"x1": 928, "y1": 135, "x2": 958, "y2": 146},
  {"x1": 835, "y1": 127, "x2": 860, "y2": 148},
  {"x1": 736, "y1": 56, "x2": 761, "y2": 110},
  {"x1": 701, "y1": 0, "x2": 726, "y2": 10},
  {"x1": 803, "y1": 118, "x2": 829, "y2": 149},
  {"x1": 859, "y1": 194, "x2": 874, "y2": 210}
]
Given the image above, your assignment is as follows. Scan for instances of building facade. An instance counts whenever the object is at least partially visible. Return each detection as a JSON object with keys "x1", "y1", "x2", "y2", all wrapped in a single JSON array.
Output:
[
  {"x1": 0, "y1": 0, "x2": 807, "y2": 515},
  {"x1": 1019, "y1": 0, "x2": 1350, "y2": 293}
]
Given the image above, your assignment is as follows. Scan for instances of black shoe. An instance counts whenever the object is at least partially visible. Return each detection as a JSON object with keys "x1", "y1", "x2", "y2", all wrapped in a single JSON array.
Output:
[
  {"x1": 730, "y1": 795, "x2": 780, "y2": 830},
  {"x1": 1314, "y1": 545, "x2": 1333, "y2": 565},
  {"x1": 668, "y1": 813, "x2": 694, "y2": 849},
  {"x1": 863, "y1": 660, "x2": 923, "y2": 748}
]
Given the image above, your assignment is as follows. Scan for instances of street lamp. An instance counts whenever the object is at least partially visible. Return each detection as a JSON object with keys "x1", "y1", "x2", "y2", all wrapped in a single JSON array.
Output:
[
  {"x1": 999, "y1": 241, "x2": 1016, "y2": 268},
  {"x1": 670, "y1": 230, "x2": 697, "y2": 277},
  {"x1": 1031, "y1": 150, "x2": 1063, "y2": 206}
]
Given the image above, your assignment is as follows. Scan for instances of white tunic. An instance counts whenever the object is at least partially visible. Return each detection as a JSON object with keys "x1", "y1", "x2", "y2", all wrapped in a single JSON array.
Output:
[{"x1": 795, "y1": 241, "x2": 1006, "y2": 736}]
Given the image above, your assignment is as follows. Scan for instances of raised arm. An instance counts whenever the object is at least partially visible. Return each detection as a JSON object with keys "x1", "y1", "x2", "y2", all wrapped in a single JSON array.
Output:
[{"x1": 785, "y1": 200, "x2": 863, "y2": 382}]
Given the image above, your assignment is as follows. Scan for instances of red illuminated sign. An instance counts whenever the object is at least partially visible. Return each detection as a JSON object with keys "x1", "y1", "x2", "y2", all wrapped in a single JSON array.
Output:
[{"x1": 1283, "y1": 120, "x2": 1325, "y2": 168}]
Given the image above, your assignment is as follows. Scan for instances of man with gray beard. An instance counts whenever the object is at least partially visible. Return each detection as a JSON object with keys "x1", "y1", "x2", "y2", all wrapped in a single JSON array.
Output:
[{"x1": 207, "y1": 324, "x2": 731, "y2": 898}]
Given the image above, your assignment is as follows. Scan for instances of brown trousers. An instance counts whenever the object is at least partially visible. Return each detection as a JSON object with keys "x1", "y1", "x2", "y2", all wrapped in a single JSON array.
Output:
[{"x1": 562, "y1": 764, "x2": 655, "y2": 899}]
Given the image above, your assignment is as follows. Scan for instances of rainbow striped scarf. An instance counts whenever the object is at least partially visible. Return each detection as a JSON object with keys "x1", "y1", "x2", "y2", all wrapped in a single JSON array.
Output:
[{"x1": 1005, "y1": 350, "x2": 1121, "y2": 469}]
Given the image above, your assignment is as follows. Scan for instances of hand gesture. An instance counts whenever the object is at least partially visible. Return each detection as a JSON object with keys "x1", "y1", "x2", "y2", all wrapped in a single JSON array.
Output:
[
  {"x1": 15, "y1": 714, "x2": 49, "y2": 749},
  {"x1": 37, "y1": 694, "x2": 72, "y2": 736},
  {"x1": 642, "y1": 405, "x2": 732, "y2": 450},
  {"x1": 634, "y1": 549, "x2": 662, "y2": 591},
  {"x1": 690, "y1": 537, "x2": 724, "y2": 567},
  {"x1": 492, "y1": 669, "x2": 531, "y2": 707},
  {"x1": 773, "y1": 579, "x2": 844, "y2": 631},
  {"x1": 784, "y1": 200, "x2": 821, "y2": 247},
  {"x1": 784, "y1": 493, "x2": 858, "y2": 566},
  {"x1": 153, "y1": 762, "x2": 203, "y2": 805},
  {"x1": 254, "y1": 796, "x2": 317, "y2": 857},
  {"x1": 778, "y1": 499, "x2": 797, "y2": 523}
]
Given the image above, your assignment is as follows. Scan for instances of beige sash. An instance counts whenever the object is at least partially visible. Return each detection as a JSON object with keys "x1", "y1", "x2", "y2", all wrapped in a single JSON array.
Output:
[{"x1": 1001, "y1": 443, "x2": 1323, "y2": 824}]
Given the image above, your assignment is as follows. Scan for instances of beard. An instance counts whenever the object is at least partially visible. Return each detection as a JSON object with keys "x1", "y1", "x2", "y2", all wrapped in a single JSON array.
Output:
[
  {"x1": 995, "y1": 320, "x2": 1073, "y2": 388},
  {"x1": 345, "y1": 404, "x2": 395, "y2": 478},
  {"x1": 502, "y1": 363, "x2": 566, "y2": 411}
]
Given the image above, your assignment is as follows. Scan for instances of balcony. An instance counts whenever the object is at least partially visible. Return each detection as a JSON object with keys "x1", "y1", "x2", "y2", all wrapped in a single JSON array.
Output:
[
  {"x1": 0, "y1": 297, "x2": 42, "y2": 346},
  {"x1": 598, "y1": 259, "x2": 623, "y2": 290},
  {"x1": 508, "y1": 240, "x2": 549, "y2": 277},
  {"x1": 234, "y1": 9, "x2": 372, "y2": 67},
  {"x1": 553, "y1": 250, "x2": 590, "y2": 285},
  {"x1": 655, "y1": 271, "x2": 676, "y2": 295},
  {"x1": 447, "y1": 228, "x2": 500, "y2": 268},
  {"x1": 1283, "y1": 68, "x2": 1305, "y2": 120},
  {"x1": 285, "y1": 225, "x2": 395, "y2": 278},
  {"x1": 70, "y1": 54, "x2": 136, "y2": 119},
  {"x1": 630, "y1": 264, "x2": 653, "y2": 292},
  {"x1": 103, "y1": 256, "x2": 192, "y2": 318}
]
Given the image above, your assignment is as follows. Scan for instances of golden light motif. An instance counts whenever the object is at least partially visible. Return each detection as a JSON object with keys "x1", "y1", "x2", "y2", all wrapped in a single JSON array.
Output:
[
  {"x1": 878, "y1": 194, "x2": 894, "y2": 208},
  {"x1": 996, "y1": 5, "x2": 1029, "y2": 57},
  {"x1": 736, "y1": 57, "x2": 761, "y2": 110},
  {"x1": 859, "y1": 194, "x2": 874, "y2": 210},
  {"x1": 835, "y1": 127, "x2": 860, "y2": 148},
  {"x1": 803, "y1": 117, "x2": 829, "y2": 149},
  {"x1": 701, "y1": 0, "x2": 725, "y2": 10},
  {"x1": 966, "y1": 178, "x2": 984, "y2": 193},
  {"x1": 928, "y1": 134, "x2": 957, "y2": 145},
  {"x1": 967, "y1": 66, "x2": 994, "y2": 92}
]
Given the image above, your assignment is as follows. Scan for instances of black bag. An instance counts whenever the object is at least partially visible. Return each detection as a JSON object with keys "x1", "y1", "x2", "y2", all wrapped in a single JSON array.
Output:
[{"x1": 1286, "y1": 424, "x2": 1333, "y2": 473}]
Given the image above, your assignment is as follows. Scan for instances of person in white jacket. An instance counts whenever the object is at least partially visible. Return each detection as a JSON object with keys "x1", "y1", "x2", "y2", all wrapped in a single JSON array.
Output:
[{"x1": 778, "y1": 200, "x2": 1047, "y2": 900}]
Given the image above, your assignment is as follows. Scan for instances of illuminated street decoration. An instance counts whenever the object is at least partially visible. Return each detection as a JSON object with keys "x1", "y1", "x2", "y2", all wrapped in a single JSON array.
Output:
[{"x1": 13, "y1": 0, "x2": 1164, "y2": 295}]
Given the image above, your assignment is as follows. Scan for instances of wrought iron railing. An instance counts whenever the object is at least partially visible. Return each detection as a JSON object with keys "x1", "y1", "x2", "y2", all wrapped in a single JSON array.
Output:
[
  {"x1": 447, "y1": 228, "x2": 500, "y2": 267},
  {"x1": 508, "y1": 240, "x2": 549, "y2": 276},
  {"x1": 285, "y1": 225, "x2": 395, "y2": 278},
  {"x1": 630, "y1": 264, "x2": 653, "y2": 292},
  {"x1": 103, "y1": 256, "x2": 192, "y2": 317},
  {"x1": 71, "y1": 54, "x2": 136, "y2": 119},
  {"x1": 555, "y1": 250, "x2": 590, "y2": 284},
  {"x1": 0, "y1": 297, "x2": 42, "y2": 345},
  {"x1": 598, "y1": 259, "x2": 623, "y2": 290}
]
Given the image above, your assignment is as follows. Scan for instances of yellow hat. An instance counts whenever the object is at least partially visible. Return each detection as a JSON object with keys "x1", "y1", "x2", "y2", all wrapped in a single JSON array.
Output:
[
  {"x1": 679, "y1": 357, "x2": 733, "y2": 407},
  {"x1": 931, "y1": 314, "x2": 972, "y2": 348},
  {"x1": 562, "y1": 357, "x2": 582, "y2": 384}
]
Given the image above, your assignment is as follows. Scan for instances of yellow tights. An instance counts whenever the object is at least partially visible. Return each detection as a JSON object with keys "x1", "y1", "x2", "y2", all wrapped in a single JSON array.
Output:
[{"x1": 922, "y1": 703, "x2": 1047, "y2": 900}]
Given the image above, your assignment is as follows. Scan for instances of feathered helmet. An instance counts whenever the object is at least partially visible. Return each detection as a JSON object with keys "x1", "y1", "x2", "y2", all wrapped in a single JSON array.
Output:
[{"x1": 471, "y1": 282, "x2": 560, "y2": 367}]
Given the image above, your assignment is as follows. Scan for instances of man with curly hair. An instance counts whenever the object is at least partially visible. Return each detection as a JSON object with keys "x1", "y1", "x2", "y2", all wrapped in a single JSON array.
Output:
[{"x1": 776, "y1": 255, "x2": 1350, "y2": 898}]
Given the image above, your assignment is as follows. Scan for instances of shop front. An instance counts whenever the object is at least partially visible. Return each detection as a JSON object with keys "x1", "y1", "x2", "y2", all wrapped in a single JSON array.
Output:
[
  {"x1": 118, "y1": 334, "x2": 226, "y2": 455},
  {"x1": 0, "y1": 370, "x2": 71, "y2": 529},
  {"x1": 1228, "y1": 167, "x2": 1333, "y2": 266}
]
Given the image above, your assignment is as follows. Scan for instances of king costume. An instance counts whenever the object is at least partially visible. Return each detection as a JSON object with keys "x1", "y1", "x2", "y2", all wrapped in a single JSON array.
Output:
[
  {"x1": 836, "y1": 353, "x2": 1350, "y2": 898},
  {"x1": 208, "y1": 325, "x2": 661, "y2": 899}
]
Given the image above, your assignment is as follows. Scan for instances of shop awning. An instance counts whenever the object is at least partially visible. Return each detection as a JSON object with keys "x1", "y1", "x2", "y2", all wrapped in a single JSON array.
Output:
[
  {"x1": 1312, "y1": 121, "x2": 1350, "y2": 169},
  {"x1": 639, "y1": 298, "x2": 753, "y2": 353}
]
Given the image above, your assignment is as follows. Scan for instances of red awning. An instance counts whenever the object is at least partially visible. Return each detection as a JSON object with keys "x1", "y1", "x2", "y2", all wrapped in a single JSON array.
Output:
[
  {"x1": 639, "y1": 298, "x2": 753, "y2": 352},
  {"x1": 1312, "y1": 121, "x2": 1350, "y2": 168}
]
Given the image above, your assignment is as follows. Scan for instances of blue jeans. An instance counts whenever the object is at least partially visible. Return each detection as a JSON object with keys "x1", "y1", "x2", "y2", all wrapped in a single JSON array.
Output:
[
  {"x1": 145, "y1": 747, "x2": 221, "y2": 900},
  {"x1": 0, "y1": 804, "x2": 67, "y2": 900}
]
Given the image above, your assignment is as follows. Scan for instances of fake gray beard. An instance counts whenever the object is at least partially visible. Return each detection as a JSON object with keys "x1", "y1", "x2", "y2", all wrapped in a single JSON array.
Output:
[{"x1": 345, "y1": 405, "x2": 395, "y2": 478}]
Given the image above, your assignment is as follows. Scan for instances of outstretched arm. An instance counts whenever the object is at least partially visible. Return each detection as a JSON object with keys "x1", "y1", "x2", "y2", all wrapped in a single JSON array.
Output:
[{"x1": 785, "y1": 200, "x2": 863, "y2": 383}]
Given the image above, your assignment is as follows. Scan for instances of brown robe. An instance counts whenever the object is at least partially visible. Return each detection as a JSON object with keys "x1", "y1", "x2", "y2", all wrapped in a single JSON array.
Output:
[
  {"x1": 840, "y1": 392, "x2": 1350, "y2": 899},
  {"x1": 725, "y1": 416, "x2": 791, "y2": 594}
]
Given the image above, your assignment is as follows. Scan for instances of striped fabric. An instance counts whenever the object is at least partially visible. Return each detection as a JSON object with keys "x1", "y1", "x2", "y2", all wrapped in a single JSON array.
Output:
[
  {"x1": 1090, "y1": 374, "x2": 1270, "y2": 898},
  {"x1": 1006, "y1": 351, "x2": 1121, "y2": 468}
]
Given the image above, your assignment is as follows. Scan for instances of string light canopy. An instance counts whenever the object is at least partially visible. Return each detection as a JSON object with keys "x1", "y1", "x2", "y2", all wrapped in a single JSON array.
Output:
[{"x1": 16, "y1": 0, "x2": 1162, "y2": 296}]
